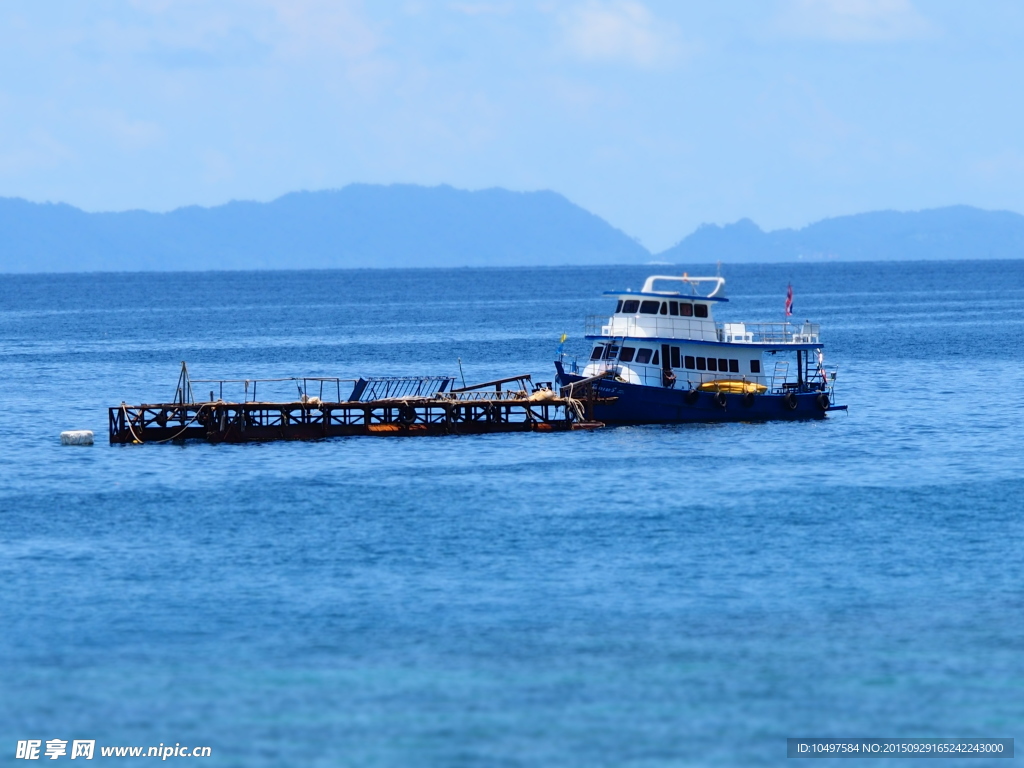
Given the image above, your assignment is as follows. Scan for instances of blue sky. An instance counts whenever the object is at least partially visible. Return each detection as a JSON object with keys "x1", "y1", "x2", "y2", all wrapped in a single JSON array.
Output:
[{"x1": 0, "y1": 0, "x2": 1021, "y2": 251}]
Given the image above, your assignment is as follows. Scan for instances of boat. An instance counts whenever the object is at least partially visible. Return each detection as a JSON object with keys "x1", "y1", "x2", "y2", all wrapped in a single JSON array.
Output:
[{"x1": 553, "y1": 274, "x2": 846, "y2": 423}]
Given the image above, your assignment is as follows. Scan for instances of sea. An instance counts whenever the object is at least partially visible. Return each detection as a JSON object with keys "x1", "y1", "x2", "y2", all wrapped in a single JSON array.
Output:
[{"x1": 1, "y1": 261, "x2": 1023, "y2": 767}]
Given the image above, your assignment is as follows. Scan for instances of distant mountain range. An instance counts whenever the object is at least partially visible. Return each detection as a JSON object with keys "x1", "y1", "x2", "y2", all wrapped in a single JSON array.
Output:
[
  {"x1": 0, "y1": 185, "x2": 1022, "y2": 273},
  {"x1": 0, "y1": 185, "x2": 646, "y2": 272},
  {"x1": 661, "y1": 206, "x2": 1024, "y2": 263}
]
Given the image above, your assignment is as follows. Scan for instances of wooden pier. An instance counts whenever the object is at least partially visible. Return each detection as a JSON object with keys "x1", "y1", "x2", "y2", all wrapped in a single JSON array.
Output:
[{"x1": 109, "y1": 365, "x2": 611, "y2": 444}]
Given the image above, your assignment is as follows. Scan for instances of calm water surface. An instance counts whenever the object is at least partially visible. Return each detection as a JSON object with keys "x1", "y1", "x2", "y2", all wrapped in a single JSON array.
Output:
[{"x1": 2, "y1": 262, "x2": 1023, "y2": 766}]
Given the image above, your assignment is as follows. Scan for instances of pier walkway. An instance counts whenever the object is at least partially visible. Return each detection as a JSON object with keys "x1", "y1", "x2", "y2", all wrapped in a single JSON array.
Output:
[{"x1": 109, "y1": 365, "x2": 610, "y2": 444}]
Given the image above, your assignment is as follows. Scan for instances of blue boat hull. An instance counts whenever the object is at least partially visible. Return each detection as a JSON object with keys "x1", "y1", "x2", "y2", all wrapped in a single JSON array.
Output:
[{"x1": 555, "y1": 363, "x2": 839, "y2": 424}]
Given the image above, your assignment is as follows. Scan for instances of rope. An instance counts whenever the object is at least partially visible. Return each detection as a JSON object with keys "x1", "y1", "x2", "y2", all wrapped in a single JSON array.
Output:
[
  {"x1": 566, "y1": 396, "x2": 585, "y2": 422},
  {"x1": 121, "y1": 403, "x2": 208, "y2": 444},
  {"x1": 121, "y1": 404, "x2": 145, "y2": 444},
  {"x1": 562, "y1": 383, "x2": 587, "y2": 422}
]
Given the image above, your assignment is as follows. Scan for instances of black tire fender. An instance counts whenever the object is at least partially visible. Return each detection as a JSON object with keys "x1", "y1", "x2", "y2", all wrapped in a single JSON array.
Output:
[
  {"x1": 398, "y1": 404, "x2": 416, "y2": 425},
  {"x1": 783, "y1": 392, "x2": 798, "y2": 410},
  {"x1": 816, "y1": 393, "x2": 830, "y2": 410},
  {"x1": 684, "y1": 388, "x2": 700, "y2": 405},
  {"x1": 714, "y1": 391, "x2": 727, "y2": 408}
]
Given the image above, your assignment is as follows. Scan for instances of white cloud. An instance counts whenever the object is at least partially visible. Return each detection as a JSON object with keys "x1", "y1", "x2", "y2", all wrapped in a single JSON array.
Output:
[
  {"x1": 201, "y1": 148, "x2": 235, "y2": 184},
  {"x1": 262, "y1": 0, "x2": 380, "y2": 60},
  {"x1": 110, "y1": 1, "x2": 381, "y2": 66},
  {"x1": 68, "y1": 4, "x2": 273, "y2": 69},
  {"x1": 559, "y1": 1, "x2": 681, "y2": 68},
  {"x1": 969, "y1": 150, "x2": 1024, "y2": 182},
  {"x1": 0, "y1": 132, "x2": 75, "y2": 175},
  {"x1": 87, "y1": 110, "x2": 164, "y2": 151},
  {"x1": 447, "y1": 2, "x2": 515, "y2": 15},
  {"x1": 775, "y1": 0, "x2": 935, "y2": 42},
  {"x1": 126, "y1": 0, "x2": 177, "y2": 13}
]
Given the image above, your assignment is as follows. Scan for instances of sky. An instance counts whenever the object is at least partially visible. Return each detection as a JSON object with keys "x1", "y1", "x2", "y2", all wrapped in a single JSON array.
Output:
[{"x1": 0, "y1": 0, "x2": 1022, "y2": 252}]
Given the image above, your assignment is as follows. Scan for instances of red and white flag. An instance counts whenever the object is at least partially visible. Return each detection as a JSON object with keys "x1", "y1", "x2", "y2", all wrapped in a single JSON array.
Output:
[{"x1": 785, "y1": 283, "x2": 793, "y2": 317}]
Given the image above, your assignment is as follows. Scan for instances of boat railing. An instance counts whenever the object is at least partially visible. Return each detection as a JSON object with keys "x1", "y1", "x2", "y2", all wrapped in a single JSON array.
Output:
[
  {"x1": 720, "y1": 322, "x2": 820, "y2": 344},
  {"x1": 641, "y1": 274, "x2": 725, "y2": 297},
  {"x1": 584, "y1": 360, "x2": 766, "y2": 388},
  {"x1": 585, "y1": 360, "x2": 833, "y2": 394},
  {"x1": 586, "y1": 316, "x2": 820, "y2": 344},
  {"x1": 585, "y1": 315, "x2": 719, "y2": 341}
]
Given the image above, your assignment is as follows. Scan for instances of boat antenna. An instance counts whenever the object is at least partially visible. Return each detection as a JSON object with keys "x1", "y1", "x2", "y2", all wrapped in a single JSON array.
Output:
[{"x1": 457, "y1": 357, "x2": 466, "y2": 389}]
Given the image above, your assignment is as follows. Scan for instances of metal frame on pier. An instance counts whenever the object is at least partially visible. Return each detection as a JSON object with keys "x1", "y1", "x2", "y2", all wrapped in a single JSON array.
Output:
[{"x1": 109, "y1": 364, "x2": 612, "y2": 444}]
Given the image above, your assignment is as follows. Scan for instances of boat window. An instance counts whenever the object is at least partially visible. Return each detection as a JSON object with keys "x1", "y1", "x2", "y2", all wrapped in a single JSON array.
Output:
[
  {"x1": 728, "y1": 359, "x2": 739, "y2": 373},
  {"x1": 604, "y1": 345, "x2": 620, "y2": 360},
  {"x1": 635, "y1": 348, "x2": 652, "y2": 364},
  {"x1": 669, "y1": 301, "x2": 679, "y2": 316},
  {"x1": 718, "y1": 358, "x2": 729, "y2": 372},
  {"x1": 695, "y1": 304, "x2": 709, "y2": 318},
  {"x1": 750, "y1": 359, "x2": 761, "y2": 373},
  {"x1": 670, "y1": 347, "x2": 681, "y2": 368},
  {"x1": 640, "y1": 300, "x2": 661, "y2": 314},
  {"x1": 619, "y1": 347, "x2": 636, "y2": 363},
  {"x1": 684, "y1": 355, "x2": 695, "y2": 370},
  {"x1": 590, "y1": 346, "x2": 604, "y2": 360},
  {"x1": 622, "y1": 299, "x2": 640, "y2": 313},
  {"x1": 680, "y1": 303, "x2": 693, "y2": 317},
  {"x1": 696, "y1": 357, "x2": 706, "y2": 371},
  {"x1": 707, "y1": 358, "x2": 718, "y2": 372},
  {"x1": 660, "y1": 302, "x2": 668, "y2": 315},
  {"x1": 615, "y1": 300, "x2": 623, "y2": 313},
  {"x1": 651, "y1": 350, "x2": 660, "y2": 366}
]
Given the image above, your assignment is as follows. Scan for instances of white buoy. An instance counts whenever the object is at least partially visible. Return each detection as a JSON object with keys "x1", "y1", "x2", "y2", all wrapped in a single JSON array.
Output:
[{"x1": 61, "y1": 430, "x2": 94, "y2": 446}]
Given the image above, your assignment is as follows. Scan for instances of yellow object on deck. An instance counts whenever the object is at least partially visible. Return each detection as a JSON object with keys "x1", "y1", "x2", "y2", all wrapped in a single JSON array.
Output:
[{"x1": 696, "y1": 379, "x2": 767, "y2": 394}]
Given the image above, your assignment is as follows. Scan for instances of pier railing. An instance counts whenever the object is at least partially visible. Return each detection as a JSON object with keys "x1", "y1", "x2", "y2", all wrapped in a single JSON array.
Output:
[
  {"x1": 183, "y1": 375, "x2": 458, "y2": 404},
  {"x1": 110, "y1": 366, "x2": 611, "y2": 443},
  {"x1": 350, "y1": 376, "x2": 455, "y2": 402},
  {"x1": 190, "y1": 376, "x2": 354, "y2": 404}
]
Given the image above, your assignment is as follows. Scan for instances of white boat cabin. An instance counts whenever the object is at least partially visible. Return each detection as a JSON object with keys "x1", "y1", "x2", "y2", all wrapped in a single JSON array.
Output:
[{"x1": 579, "y1": 275, "x2": 830, "y2": 391}]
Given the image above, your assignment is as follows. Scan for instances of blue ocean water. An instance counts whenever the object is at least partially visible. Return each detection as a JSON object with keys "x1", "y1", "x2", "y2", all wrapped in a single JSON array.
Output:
[{"x1": 1, "y1": 261, "x2": 1023, "y2": 767}]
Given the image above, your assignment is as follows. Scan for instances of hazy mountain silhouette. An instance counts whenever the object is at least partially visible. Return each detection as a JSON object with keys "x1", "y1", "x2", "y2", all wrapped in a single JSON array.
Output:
[
  {"x1": 2, "y1": 189, "x2": 1023, "y2": 273},
  {"x1": 659, "y1": 206, "x2": 1024, "y2": 263},
  {"x1": 0, "y1": 184, "x2": 648, "y2": 273}
]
